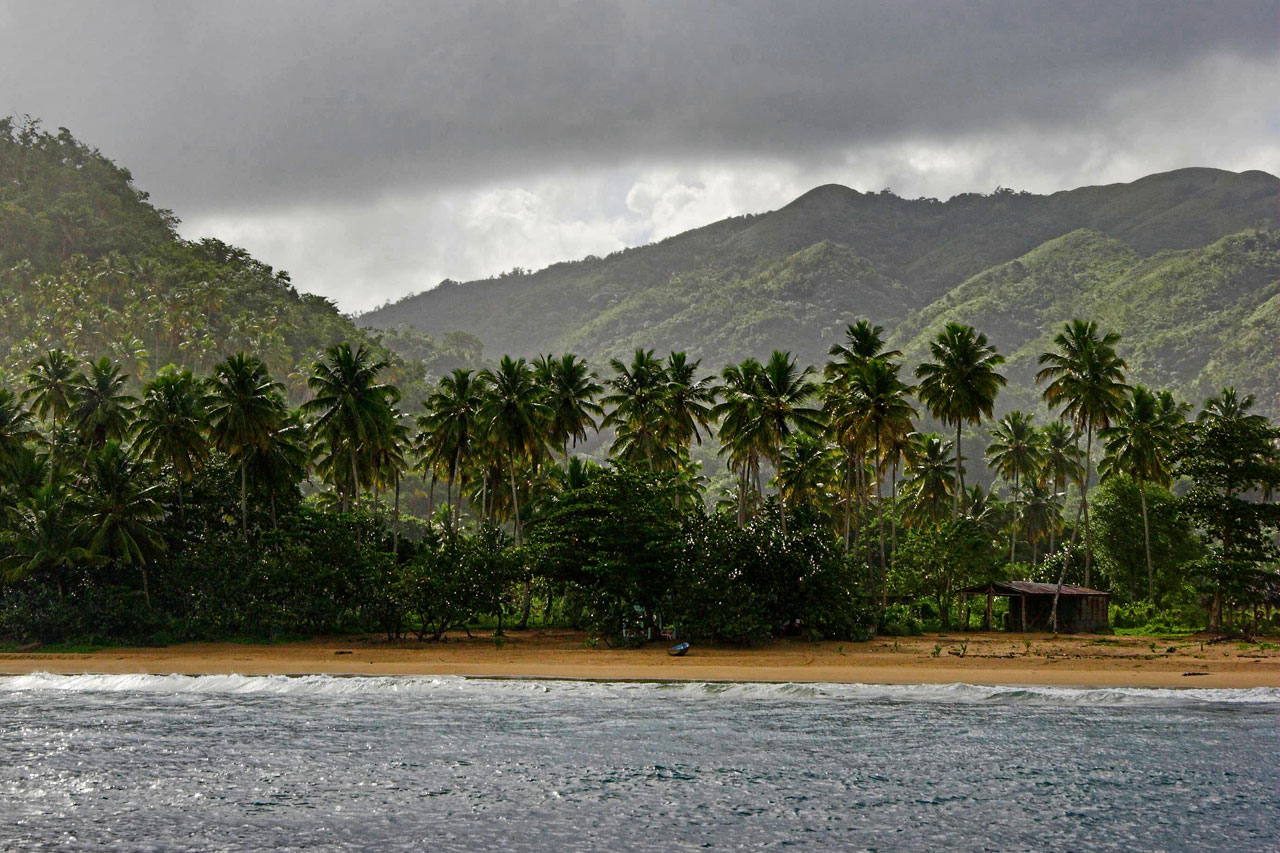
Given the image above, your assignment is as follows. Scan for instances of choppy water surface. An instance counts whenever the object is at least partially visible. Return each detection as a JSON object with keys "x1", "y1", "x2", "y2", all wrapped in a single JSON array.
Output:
[{"x1": 1, "y1": 675, "x2": 1276, "y2": 851}]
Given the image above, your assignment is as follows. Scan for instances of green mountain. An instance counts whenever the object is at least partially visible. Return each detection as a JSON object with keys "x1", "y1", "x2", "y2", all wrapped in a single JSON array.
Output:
[
  {"x1": 0, "y1": 118, "x2": 439, "y2": 398},
  {"x1": 362, "y1": 167, "x2": 1278, "y2": 414}
]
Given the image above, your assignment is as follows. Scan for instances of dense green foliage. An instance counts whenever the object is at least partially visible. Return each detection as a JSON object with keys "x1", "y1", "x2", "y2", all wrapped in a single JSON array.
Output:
[
  {"x1": 364, "y1": 169, "x2": 1278, "y2": 418},
  {"x1": 1, "y1": 120, "x2": 1276, "y2": 644}
]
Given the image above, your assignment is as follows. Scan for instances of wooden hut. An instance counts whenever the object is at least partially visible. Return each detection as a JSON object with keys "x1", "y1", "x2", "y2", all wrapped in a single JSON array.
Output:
[{"x1": 959, "y1": 581, "x2": 1110, "y2": 633}]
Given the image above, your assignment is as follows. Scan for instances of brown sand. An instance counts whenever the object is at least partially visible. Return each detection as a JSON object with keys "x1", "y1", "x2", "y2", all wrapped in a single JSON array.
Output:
[{"x1": 2, "y1": 631, "x2": 1276, "y2": 688}]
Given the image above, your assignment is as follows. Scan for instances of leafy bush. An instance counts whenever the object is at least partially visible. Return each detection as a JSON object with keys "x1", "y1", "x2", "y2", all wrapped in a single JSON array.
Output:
[{"x1": 878, "y1": 603, "x2": 924, "y2": 636}]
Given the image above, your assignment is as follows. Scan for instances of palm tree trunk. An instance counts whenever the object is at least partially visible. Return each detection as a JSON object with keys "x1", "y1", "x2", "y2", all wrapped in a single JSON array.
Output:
[
  {"x1": 775, "y1": 440, "x2": 787, "y2": 536},
  {"x1": 954, "y1": 421, "x2": 963, "y2": 519},
  {"x1": 842, "y1": 454, "x2": 852, "y2": 556},
  {"x1": 1140, "y1": 478, "x2": 1154, "y2": 603},
  {"x1": 1009, "y1": 470, "x2": 1018, "y2": 566},
  {"x1": 890, "y1": 456, "x2": 899, "y2": 571},
  {"x1": 393, "y1": 472, "x2": 401, "y2": 559},
  {"x1": 240, "y1": 460, "x2": 248, "y2": 541},
  {"x1": 350, "y1": 450, "x2": 361, "y2": 513},
  {"x1": 1083, "y1": 425, "x2": 1094, "y2": 588},
  {"x1": 141, "y1": 566, "x2": 151, "y2": 609},
  {"x1": 875, "y1": 435, "x2": 886, "y2": 609},
  {"x1": 1051, "y1": 498, "x2": 1086, "y2": 632}
]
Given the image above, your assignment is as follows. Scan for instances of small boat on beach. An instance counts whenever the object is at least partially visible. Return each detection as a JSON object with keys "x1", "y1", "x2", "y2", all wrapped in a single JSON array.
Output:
[{"x1": 668, "y1": 642, "x2": 690, "y2": 657}]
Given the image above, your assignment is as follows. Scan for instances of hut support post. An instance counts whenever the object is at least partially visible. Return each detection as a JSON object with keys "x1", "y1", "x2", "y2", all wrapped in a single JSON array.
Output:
[
  {"x1": 1020, "y1": 594, "x2": 1027, "y2": 632},
  {"x1": 985, "y1": 592, "x2": 993, "y2": 631}
]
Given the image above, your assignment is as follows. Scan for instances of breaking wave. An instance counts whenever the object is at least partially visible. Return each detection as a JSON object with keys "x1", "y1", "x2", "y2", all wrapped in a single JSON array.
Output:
[{"x1": 2, "y1": 672, "x2": 1275, "y2": 706}]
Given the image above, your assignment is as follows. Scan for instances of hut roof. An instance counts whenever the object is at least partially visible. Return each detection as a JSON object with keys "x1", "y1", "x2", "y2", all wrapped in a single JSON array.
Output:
[{"x1": 959, "y1": 581, "x2": 1109, "y2": 597}]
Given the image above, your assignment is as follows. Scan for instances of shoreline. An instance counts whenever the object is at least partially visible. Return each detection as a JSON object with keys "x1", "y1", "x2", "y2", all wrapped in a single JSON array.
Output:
[{"x1": 2, "y1": 631, "x2": 1276, "y2": 689}]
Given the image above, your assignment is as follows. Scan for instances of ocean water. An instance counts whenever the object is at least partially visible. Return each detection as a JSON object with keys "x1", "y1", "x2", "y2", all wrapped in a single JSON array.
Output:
[{"x1": 1, "y1": 675, "x2": 1276, "y2": 852}]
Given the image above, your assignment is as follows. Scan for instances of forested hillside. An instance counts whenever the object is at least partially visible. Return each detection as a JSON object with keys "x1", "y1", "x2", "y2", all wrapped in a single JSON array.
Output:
[
  {"x1": 362, "y1": 167, "x2": 1279, "y2": 416},
  {"x1": 0, "y1": 118, "x2": 437, "y2": 398}
]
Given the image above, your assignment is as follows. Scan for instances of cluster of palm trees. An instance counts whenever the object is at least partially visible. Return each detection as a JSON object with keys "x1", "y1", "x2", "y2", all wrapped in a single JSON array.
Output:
[{"x1": 0, "y1": 316, "x2": 1219, "y2": 611}]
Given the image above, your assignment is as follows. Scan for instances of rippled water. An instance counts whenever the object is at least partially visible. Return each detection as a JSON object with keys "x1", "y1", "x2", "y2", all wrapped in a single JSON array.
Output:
[{"x1": 1, "y1": 675, "x2": 1276, "y2": 851}]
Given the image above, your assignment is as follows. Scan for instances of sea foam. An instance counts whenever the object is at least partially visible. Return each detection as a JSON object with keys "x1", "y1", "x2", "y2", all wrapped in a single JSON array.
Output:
[{"x1": 2, "y1": 672, "x2": 1276, "y2": 706}]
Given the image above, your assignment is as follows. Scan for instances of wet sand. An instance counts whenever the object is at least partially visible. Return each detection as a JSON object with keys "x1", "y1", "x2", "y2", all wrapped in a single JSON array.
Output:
[{"x1": 3, "y1": 631, "x2": 1276, "y2": 688}]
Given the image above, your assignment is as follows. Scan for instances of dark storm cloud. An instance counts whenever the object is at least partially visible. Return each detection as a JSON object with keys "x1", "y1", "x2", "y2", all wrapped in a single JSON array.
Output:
[{"x1": 1, "y1": 0, "x2": 1274, "y2": 217}]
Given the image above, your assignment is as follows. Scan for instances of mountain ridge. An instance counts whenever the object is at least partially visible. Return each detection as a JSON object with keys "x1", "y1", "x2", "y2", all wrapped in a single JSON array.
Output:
[{"x1": 361, "y1": 166, "x2": 1278, "y2": 414}]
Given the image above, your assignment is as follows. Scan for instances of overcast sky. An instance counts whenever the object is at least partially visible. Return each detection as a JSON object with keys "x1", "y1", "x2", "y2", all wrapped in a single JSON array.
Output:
[{"x1": 1, "y1": 1, "x2": 1276, "y2": 312}]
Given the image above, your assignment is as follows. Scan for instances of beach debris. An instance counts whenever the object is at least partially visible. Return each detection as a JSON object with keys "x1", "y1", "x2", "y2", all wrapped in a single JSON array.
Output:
[
  {"x1": 334, "y1": 650, "x2": 353, "y2": 655},
  {"x1": 1181, "y1": 671, "x2": 1210, "y2": 677}
]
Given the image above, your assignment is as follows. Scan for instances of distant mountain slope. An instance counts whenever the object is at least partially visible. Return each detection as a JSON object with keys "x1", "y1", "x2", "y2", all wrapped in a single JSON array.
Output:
[
  {"x1": 892, "y1": 228, "x2": 1280, "y2": 414},
  {"x1": 362, "y1": 166, "x2": 1277, "y2": 413}
]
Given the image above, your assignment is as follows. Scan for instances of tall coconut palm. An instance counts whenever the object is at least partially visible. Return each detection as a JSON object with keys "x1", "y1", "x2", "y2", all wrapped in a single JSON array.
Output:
[
  {"x1": 479, "y1": 355, "x2": 549, "y2": 545},
  {"x1": 844, "y1": 358, "x2": 917, "y2": 598},
  {"x1": 1019, "y1": 480, "x2": 1063, "y2": 567},
  {"x1": 535, "y1": 354, "x2": 604, "y2": 462},
  {"x1": 775, "y1": 432, "x2": 837, "y2": 517},
  {"x1": 985, "y1": 410, "x2": 1044, "y2": 567},
  {"x1": 898, "y1": 433, "x2": 956, "y2": 527},
  {"x1": 70, "y1": 357, "x2": 137, "y2": 449},
  {"x1": 133, "y1": 368, "x2": 208, "y2": 523},
  {"x1": 302, "y1": 342, "x2": 401, "y2": 512},
  {"x1": 602, "y1": 349, "x2": 669, "y2": 468},
  {"x1": 915, "y1": 323, "x2": 1007, "y2": 519},
  {"x1": 419, "y1": 369, "x2": 489, "y2": 525},
  {"x1": 756, "y1": 351, "x2": 823, "y2": 535},
  {"x1": 1100, "y1": 386, "x2": 1188, "y2": 601},
  {"x1": 22, "y1": 349, "x2": 79, "y2": 424},
  {"x1": 659, "y1": 352, "x2": 718, "y2": 451},
  {"x1": 72, "y1": 441, "x2": 165, "y2": 607},
  {"x1": 1038, "y1": 419, "x2": 1083, "y2": 560},
  {"x1": 247, "y1": 410, "x2": 310, "y2": 531},
  {"x1": 206, "y1": 352, "x2": 286, "y2": 539},
  {"x1": 480, "y1": 355, "x2": 548, "y2": 629},
  {"x1": 712, "y1": 358, "x2": 768, "y2": 525},
  {"x1": 1036, "y1": 319, "x2": 1128, "y2": 587},
  {"x1": 825, "y1": 320, "x2": 901, "y2": 377}
]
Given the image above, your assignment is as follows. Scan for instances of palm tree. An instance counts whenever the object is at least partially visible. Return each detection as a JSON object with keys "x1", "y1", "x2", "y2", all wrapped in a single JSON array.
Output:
[
  {"x1": 302, "y1": 342, "x2": 401, "y2": 512},
  {"x1": 825, "y1": 319, "x2": 901, "y2": 377},
  {"x1": 535, "y1": 354, "x2": 604, "y2": 463},
  {"x1": 898, "y1": 433, "x2": 956, "y2": 526},
  {"x1": 0, "y1": 388, "x2": 39, "y2": 469},
  {"x1": 1036, "y1": 319, "x2": 1128, "y2": 587},
  {"x1": 756, "y1": 351, "x2": 824, "y2": 535},
  {"x1": 844, "y1": 358, "x2": 917, "y2": 599},
  {"x1": 1100, "y1": 386, "x2": 1188, "y2": 601},
  {"x1": 602, "y1": 349, "x2": 669, "y2": 468},
  {"x1": 72, "y1": 441, "x2": 165, "y2": 607},
  {"x1": 206, "y1": 352, "x2": 286, "y2": 539},
  {"x1": 775, "y1": 432, "x2": 837, "y2": 517},
  {"x1": 0, "y1": 480, "x2": 87, "y2": 596},
  {"x1": 480, "y1": 355, "x2": 548, "y2": 629},
  {"x1": 247, "y1": 410, "x2": 310, "y2": 531},
  {"x1": 659, "y1": 352, "x2": 718, "y2": 451},
  {"x1": 70, "y1": 357, "x2": 137, "y2": 449},
  {"x1": 915, "y1": 323, "x2": 1007, "y2": 519},
  {"x1": 712, "y1": 358, "x2": 769, "y2": 525},
  {"x1": 419, "y1": 369, "x2": 489, "y2": 525},
  {"x1": 985, "y1": 410, "x2": 1044, "y2": 567},
  {"x1": 133, "y1": 368, "x2": 208, "y2": 523},
  {"x1": 1019, "y1": 480, "x2": 1063, "y2": 567},
  {"x1": 479, "y1": 355, "x2": 549, "y2": 545},
  {"x1": 1038, "y1": 419, "x2": 1083, "y2": 560},
  {"x1": 22, "y1": 349, "x2": 79, "y2": 424}
]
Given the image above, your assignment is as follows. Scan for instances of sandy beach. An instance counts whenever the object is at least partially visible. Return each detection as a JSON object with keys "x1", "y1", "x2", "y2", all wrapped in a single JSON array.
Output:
[{"x1": 2, "y1": 630, "x2": 1276, "y2": 688}]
